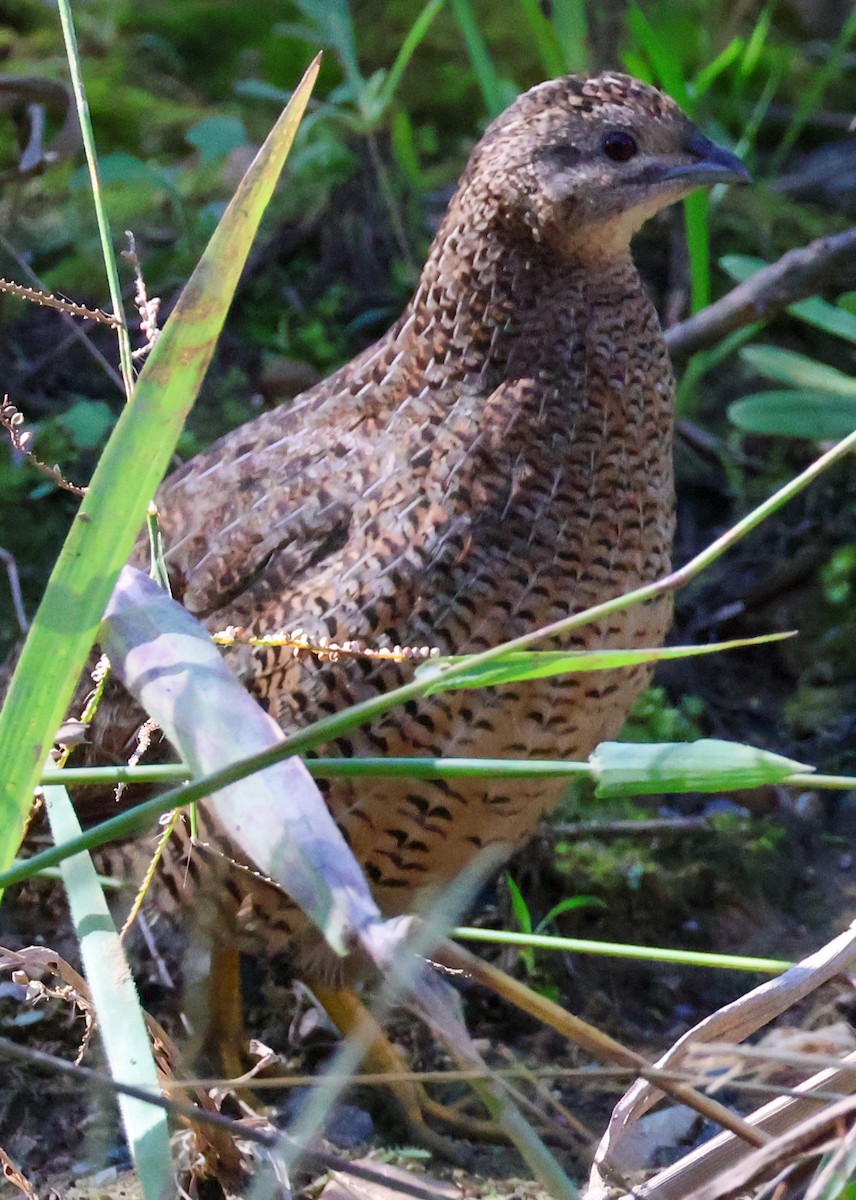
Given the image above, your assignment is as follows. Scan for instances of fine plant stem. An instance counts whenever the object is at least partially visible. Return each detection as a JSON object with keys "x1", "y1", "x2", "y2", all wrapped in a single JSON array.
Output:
[
  {"x1": 377, "y1": 0, "x2": 448, "y2": 114},
  {"x1": 39, "y1": 758, "x2": 594, "y2": 787},
  {"x1": 452, "y1": 927, "x2": 793, "y2": 974},
  {"x1": 55, "y1": 0, "x2": 134, "y2": 397},
  {"x1": 38, "y1": 761, "x2": 856, "y2": 790}
]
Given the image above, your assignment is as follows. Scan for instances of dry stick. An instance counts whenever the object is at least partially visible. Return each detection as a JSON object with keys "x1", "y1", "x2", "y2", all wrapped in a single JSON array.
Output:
[
  {"x1": 550, "y1": 816, "x2": 711, "y2": 838},
  {"x1": 0, "y1": 232, "x2": 125, "y2": 393},
  {"x1": 434, "y1": 939, "x2": 770, "y2": 1149},
  {"x1": 0, "y1": 277, "x2": 120, "y2": 327},
  {"x1": 0, "y1": 1037, "x2": 448, "y2": 1200},
  {"x1": 665, "y1": 225, "x2": 856, "y2": 360}
]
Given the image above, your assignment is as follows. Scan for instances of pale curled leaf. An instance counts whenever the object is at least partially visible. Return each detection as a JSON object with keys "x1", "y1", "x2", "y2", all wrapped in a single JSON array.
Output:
[
  {"x1": 588, "y1": 921, "x2": 856, "y2": 1200},
  {"x1": 101, "y1": 566, "x2": 381, "y2": 957},
  {"x1": 590, "y1": 738, "x2": 811, "y2": 798},
  {"x1": 416, "y1": 633, "x2": 792, "y2": 693}
]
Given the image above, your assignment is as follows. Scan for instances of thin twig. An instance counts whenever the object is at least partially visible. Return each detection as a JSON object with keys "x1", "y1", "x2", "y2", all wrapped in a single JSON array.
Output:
[
  {"x1": 550, "y1": 816, "x2": 712, "y2": 839},
  {"x1": 665, "y1": 226, "x2": 856, "y2": 360},
  {"x1": 0, "y1": 232, "x2": 125, "y2": 393},
  {"x1": 0, "y1": 276, "x2": 121, "y2": 327},
  {"x1": 0, "y1": 546, "x2": 28, "y2": 633},
  {"x1": 0, "y1": 1037, "x2": 449, "y2": 1200}
]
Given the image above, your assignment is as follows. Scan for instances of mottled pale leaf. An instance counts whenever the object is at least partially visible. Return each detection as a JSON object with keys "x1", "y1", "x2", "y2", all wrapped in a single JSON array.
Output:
[
  {"x1": 44, "y1": 783, "x2": 171, "y2": 1198},
  {"x1": 100, "y1": 566, "x2": 380, "y2": 957}
]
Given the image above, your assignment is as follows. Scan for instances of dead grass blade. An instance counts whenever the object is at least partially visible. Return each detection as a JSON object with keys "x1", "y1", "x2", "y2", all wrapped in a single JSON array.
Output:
[{"x1": 588, "y1": 920, "x2": 856, "y2": 1199}]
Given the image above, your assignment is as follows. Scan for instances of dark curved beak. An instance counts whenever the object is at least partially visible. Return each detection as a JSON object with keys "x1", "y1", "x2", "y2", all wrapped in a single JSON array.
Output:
[{"x1": 665, "y1": 129, "x2": 751, "y2": 188}]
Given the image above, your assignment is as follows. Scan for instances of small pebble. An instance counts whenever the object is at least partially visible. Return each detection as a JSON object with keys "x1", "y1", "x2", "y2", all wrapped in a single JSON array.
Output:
[{"x1": 323, "y1": 1104, "x2": 374, "y2": 1150}]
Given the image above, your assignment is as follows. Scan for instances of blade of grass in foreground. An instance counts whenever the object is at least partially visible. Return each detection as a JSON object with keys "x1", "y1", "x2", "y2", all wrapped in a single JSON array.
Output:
[
  {"x1": 0, "y1": 56, "x2": 320, "y2": 878},
  {"x1": 44, "y1": 784, "x2": 171, "y2": 1199}
]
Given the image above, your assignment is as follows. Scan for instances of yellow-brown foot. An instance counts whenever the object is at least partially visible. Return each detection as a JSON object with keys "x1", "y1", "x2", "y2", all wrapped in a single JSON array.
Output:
[
  {"x1": 202, "y1": 942, "x2": 249, "y2": 1083},
  {"x1": 309, "y1": 980, "x2": 506, "y2": 1162}
]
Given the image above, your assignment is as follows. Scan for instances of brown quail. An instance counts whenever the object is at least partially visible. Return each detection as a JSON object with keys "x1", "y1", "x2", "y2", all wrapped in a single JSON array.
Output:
[{"x1": 87, "y1": 73, "x2": 747, "y2": 962}]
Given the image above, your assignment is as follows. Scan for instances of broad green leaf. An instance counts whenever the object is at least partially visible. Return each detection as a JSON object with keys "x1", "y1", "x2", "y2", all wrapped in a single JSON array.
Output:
[
  {"x1": 44, "y1": 784, "x2": 171, "y2": 1199},
  {"x1": 101, "y1": 568, "x2": 380, "y2": 957},
  {"x1": 70, "y1": 152, "x2": 178, "y2": 198},
  {"x1": 591, "y1": 739, "x2": 810, "y2": 798},
  {"x1": 186, "y1": 115, "x2": 249, "y2": 165},
  {"x1": 789, "y1": 296, "x2": 856, "y2": 346},
  {"x1": 729, "y1": 390, "x2": 856, "y2": 440},
  {"x1": 416, "y1": 633, "x2": 791, "y2": 692},
  {"x1": 57, "y1": 399, "x2": 116, "y2": 449},
  {"x1": 0, "y1": 57, "x2": 320, "y2": 878},
  {"x1": 740, "y1": 346, "x2": 856, "y2": 396}
]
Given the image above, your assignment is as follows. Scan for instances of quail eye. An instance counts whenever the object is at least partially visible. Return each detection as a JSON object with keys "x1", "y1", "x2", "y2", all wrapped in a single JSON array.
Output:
[{"x1": 601, "y1": 130, "x2": 639, "y2": 163}]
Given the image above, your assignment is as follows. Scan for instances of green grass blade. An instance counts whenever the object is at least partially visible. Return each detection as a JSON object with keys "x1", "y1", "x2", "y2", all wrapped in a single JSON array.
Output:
[
  {"x1": 0, "y1": 57, "x2": 320, "y2": 879},
  {"x1": 685, "y1": 190, "x2": 710, "y2": 312},
  {"x1": 770, "y1": 3, "x2": 856, "y2": 172},
  {"x1": 44, "y1": 783, "x2": 171, "y2": 1197},
  {"x1": 625, "y1": 3, "x2": 689, "y2": 106},
  {"x1": 515, "y1": 0, "x2": 566, "y2": 77},
  {"x1": 449, "y1": 0, "x2": 511, "y2": 116},
  {"x1": 453, "y1": 927, "x2": 792, "y2": 974},
  {"x1": 693, "y1": 37, "x2": 744, "y2": 98},
  {"x1": 416, "y1": 631, "x2": 792, "y2": 691},
  {"x1": 549, "y1": 0, "x2": 589, "y2": 72},
  {"x1": 376, "y1": 0, "x2": 447, "y2": 115}
]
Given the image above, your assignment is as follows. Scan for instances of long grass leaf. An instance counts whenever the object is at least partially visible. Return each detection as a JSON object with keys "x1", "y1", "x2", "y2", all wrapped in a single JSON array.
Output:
[
  {"x1": 0, "y1": 58, "x2": 319, "y2": 879},
  {"x1": 592, "y1": 738, "x2": 809, "y2": 797},
  {"x1": 43, "y1": 783, "x2": 171, "y2": 1198},
  {"x1": 449, "y1": 0, "x2": 510, "y2": 116}
]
